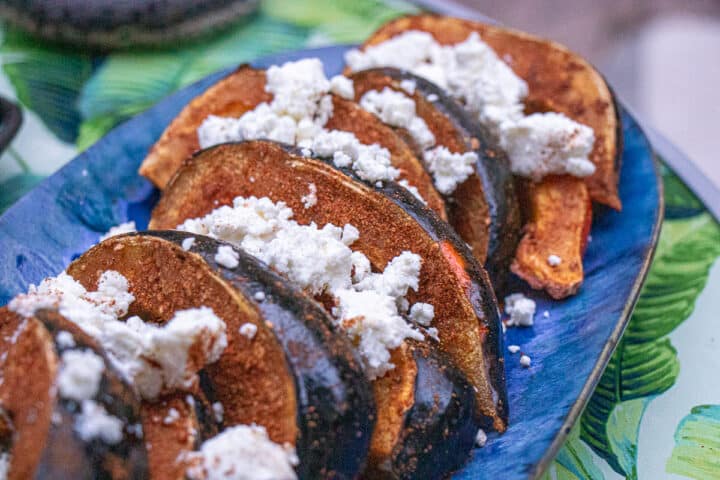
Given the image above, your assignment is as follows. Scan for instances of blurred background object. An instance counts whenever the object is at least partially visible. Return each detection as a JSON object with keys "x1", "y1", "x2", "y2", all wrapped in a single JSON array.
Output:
[
  {"x1": 0, "y1": 0, "x2": 260, "y2": 49},
  {"x1": 453, "y1": 0, "x2": 720, "y2": 191}
]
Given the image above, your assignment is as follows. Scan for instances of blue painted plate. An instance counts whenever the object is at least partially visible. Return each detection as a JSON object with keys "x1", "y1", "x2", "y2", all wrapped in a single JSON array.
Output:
[{"x1": 0, "y1": 46, "x2": 662, "y2": 479}]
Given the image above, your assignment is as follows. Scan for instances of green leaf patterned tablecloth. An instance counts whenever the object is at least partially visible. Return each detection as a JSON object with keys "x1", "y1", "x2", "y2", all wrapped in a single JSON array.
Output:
[{"x1": 0, "y1": 1, "x2": 718, "y2": 478}]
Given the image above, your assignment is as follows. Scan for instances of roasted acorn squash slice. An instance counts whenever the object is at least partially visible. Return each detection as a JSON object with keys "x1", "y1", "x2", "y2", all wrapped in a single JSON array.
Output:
[
  {"x1": 139, "y1": 64, "x2": 447, "y2": 219},
  {"x1": 67, "y1": 232, "x2": 373, "y2": 479},
  {"x1": 0, "y1": 308, "x2": 148, "y2": 480},
  {"x1": 350, "y1": 68, "x2": 521, "y2": 290},
  {"x1": 150, "y1": 140, "x2": 506, "y2": 435}
]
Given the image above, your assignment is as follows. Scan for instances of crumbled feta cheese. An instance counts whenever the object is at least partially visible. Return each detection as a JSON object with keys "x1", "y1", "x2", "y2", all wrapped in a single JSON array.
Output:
[
  {"x1": 423, "y1": 146, "x2": 477, "y2": 195},
  {"x1": 346, "y1": 31, "x2": 596, "y2": 181},
  {"x1": 164, "y1": 407, "x2": 180, "y2": 425},
  {"x1": 0, "y1": 452, "x2": 9, "y2": 480},
  {"x1": 426, "y1": 93, "x2": 439, "y2": 102},
  {"x1": 543, "y1": 310, "x2": 550, "y2": 318},
  {"x1": 397, "y1": 179, "x2": 427, "y2": 205},
  {"x1": 301, "y1": 183, "x2": 317, "y2": 209},
  {"x1": 182, "y1": 237, "x2": 196, "y2": 251},
  {"x1": 360, "y1": 87, "x2": 435, "y2": 150},
  {"x1": 507, "y1": 345, "x2": 520, "y2": 354},
  {"x1": 75, "y1": 399, "x2": 124, "y2": 444},
  {"x1": 10, "y1": 274, "x2": 228, "y2": 401},
  {"x1": 520, "y1": 354, "x2": 532, "y2": 368},
  {"x1": 504, "y1": 293, "x2": 536, "y2": 327},
  {"x1": 212, "y1": 402, "x2": 224, "y2": 423},
  {"x1": 426, "y1": 327, "x2": 439, "y2": 341},
  {"x1": 253, "y1": 291, "x2": 266, "y2": 302},
  {"x1": 57, "y1": 349, "x2": 105, "y2": 401},
  {"x1": 500, "y1": 112, "x2": 596, "y2": 179},
  {"x1": 475, "y1": 428, "x2": 487, "y2": 447},
  {"x1": 56, "y1": 330, "x2": 76, "y2": 349},
  {"x1": 102, "y1": 307, "x2": 228, "y2": 399},
  {"x1": 180, "y1": 196, "x2": 429, "y2": 380},
  {"x1": 196, "y1": 58, "x2": 425, "y2": 200},
  {"x1": 408, "y1": 303, "x2": 434, "y2": 326},
  {"x1": 547, "y1": 254, "x2": 562, "y2": 267},
  {"x1": 99, "y1": 221, "x2": 136, "y2": 242},
  {"x1": 215, "y1": 245, "x2": 239, "y2": 269},
  {"x1": 399, "y1": 79, "x2": 416, "y2": 94},
  {"x1": 186, "y1": 425, "x2": 298, "y2": 480},
  {"x1": 239, "y1": 323, "x2": 258, "y2": 340},
  {"x1": 329, "y1": 75, "x2": 355, "y2": 100}
]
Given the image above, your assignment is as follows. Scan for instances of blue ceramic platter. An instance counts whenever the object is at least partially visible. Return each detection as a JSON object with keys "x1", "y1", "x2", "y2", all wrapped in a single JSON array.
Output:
[{"x1": 0, "y1": 46, "x2": 662, "y2": 479}]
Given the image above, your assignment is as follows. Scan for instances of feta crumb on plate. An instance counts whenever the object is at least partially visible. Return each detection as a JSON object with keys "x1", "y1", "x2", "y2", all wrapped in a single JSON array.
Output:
[
  {"x1": 475, "y1": 428, "x2": 487, "y2": 447},
  {"x1": 215, "y1": 245, "x2": 239, "y2": 269},
  {"x1": 181, "y1": 237, "x2": 196, "y2": 251},
  {"x1": 507, "y1": 345, "x2": 520, "y2": 354},
  {"x1": 520, "y1": 354, "x2": 532, "y2": 368},
  {"x1": 547, "y1": 254, "x2": 562, "y2": 267},
  {"x1": 239, "y1": 323, "x2": 258, "y2": 340},
  {"x1": 99, "y1": 221, "x2": 136, "y2": 242},
  {"x1": 504, "y1": 293, "x2": 536, "y2": 327}
]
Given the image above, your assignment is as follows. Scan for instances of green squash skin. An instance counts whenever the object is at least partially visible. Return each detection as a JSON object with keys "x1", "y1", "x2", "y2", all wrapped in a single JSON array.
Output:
[
  {"x1": 350, "y1": 67, "x2": 522, "y2": 293},
  {"x1": 389, "y1": 341, "x2": 479, "y2": 480},
  {"x1": 139, "y1": 230, "x2": 375, "y2": 480},
  {"x1": 34, "y1": 310, "x2": 149, "y2": 480}
]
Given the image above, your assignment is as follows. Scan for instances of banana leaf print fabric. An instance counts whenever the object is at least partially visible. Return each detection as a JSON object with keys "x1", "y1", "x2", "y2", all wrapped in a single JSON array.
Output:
[{"x1": 0, "y1": 1, "x2": 718, "y2": 478}]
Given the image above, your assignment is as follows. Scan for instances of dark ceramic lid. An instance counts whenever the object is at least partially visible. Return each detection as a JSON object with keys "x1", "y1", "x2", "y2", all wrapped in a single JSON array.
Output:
[{"x1": 0, "y1": 0, "x2": 260, "y2": 50}]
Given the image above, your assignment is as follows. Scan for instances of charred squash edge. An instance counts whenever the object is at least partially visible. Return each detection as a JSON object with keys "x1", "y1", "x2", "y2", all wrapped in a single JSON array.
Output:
[
  {"x1": 148, "y1": 140, "x2": 506, "y2": 434},
  {"x1": 0, "y1": 307, "x2": 148, "y2": 480},
  {"x1": 138, "y1": 64, "x2": 447, "y2": 219},
  {"x1": 72, "y1": 232, "x2": 374, "y2": 480},
  {"x1": 349, "y1": 68, "x2": 521, "y2": 292},
  {"x1": 358, "y1": 13, "x2": 622, "y2": 209}
]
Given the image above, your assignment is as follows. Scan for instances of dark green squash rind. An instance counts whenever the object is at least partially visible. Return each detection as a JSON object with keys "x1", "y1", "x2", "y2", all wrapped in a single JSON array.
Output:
[
  {"x1": 350, "y1": 67, "x2": 522, "y2": 292},
  {"x1": 381, "y1": 341, "x2": 477, "y2": 480},
  {"x1": 35, "y1": 310, "x2": 149, "y2": 480},
  {"x1": 137, "y1": 230, "x2": 375, "y2": 480}
]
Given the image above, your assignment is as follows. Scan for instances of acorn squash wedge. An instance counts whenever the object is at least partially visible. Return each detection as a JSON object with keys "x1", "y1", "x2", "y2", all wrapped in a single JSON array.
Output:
[
  {"x1": 67, "y1": 232, "x2": 373, "y2": 479},
  {"x1": 150, "y1": 140, "x2": 506, "y2": 435},
  {"x1": 0, "y1": 307, "x2": 148, "y2": 480},
  {"x1": 350, "y1": 68, "x2": 521, "y2": 290},
  {"x1": 139, "y1": 64, "x2": 447, "y2": 219}
]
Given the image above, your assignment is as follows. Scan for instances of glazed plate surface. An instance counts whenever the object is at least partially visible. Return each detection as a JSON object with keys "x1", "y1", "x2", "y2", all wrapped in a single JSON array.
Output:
[{"x1": 0, "y1": 46, "x2": 662, "y2": 479}]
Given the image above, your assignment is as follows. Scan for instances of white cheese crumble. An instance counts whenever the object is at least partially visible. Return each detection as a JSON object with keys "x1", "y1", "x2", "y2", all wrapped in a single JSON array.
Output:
[
  {"x1": 238, "y1": 323, "x2": 258, "y2": 340},
  {"x1": 399, "y1": 79, "x2": 416, "y2": 94},
  {"x1": 504, "y1": 293, "x2": 536, "y2": 327},
  {"x1": 10, "y1": 272, "x2": 228, "y2": 400},
  {"x1": 520, "y1": 354, "x2": 532, "y2": 368},
  {"x1": 500, "y1": 113, "x2": 595, "y2": 180},
  {"x1": 423, "y1": 146, "x2": 477, "y2": 195},
  {"x1": 507, "y1": 345, "x2": 520, "y2": 354},
  {"x1": 253, "y1": 291, "x2": 266, "y2": 302},
  {"x1": 179, "y1": 196, "x2": 431, "y2": 380},
  {"x1": 345, "y1": 31, "x2": 596, "y2": 180},
  {"x1": 186, "y1": 424, "x2": 298, "y2": 480},
  {"x1": 212, "y1": 402, "x2": 224, "y2": 423},
  {"x1": 359, "y1": 87, "x2": 477, "y2": 195},
  {"x1": 301, "y1": 182, "x2": 317, "y2": 209},
  {"x1": 475, "y1": 428, "x2": 487, "y2": 448},
  {"x1": 75, "y1": 399, "x2": 124, "y2": 444},
  {"x1": 56, "y1": 330, "x2": 76, "y2": 349},
  {"x1": 0, "y1": 453, "x2": 8, "y2": 480},
  {"x1": 99, "y1": 221, "x2": 136, "y2": 242},
  {"x1": 543, "y1": 310, "x2": 550, "y2": 318},
  {"x1": 215, "y1": 245, "x2": 240, "y2": 269},
  {"x1": 164, "y1": 407, "x2": 180, "y2": 425},
  {"x1": 196, "y1": 58, "x2": 423, "y2": 198},
  {"x1": 182, "y1": 237, "x2": 196, "y2": 251},
  {"x1": 408, "y1": 302, "x2": 434, "y2": 326},
  {"x1": 57, "y1": 349, "x2": 105, "y2": 401},
  {"x1": 329, "y1": 75, "x2": 354, "y2": 100},
  {"x1": 547, "y1": 254, "x2": 562, "y2": 267}
]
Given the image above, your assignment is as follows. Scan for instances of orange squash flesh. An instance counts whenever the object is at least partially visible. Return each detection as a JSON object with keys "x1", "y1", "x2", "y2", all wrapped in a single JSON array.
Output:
[
  {"x1": 139, "y1": 65, "x2": 447, "y2": 220},
  {"x1": 511, "y1": 176, "x2": 592, "y2": 299}
]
